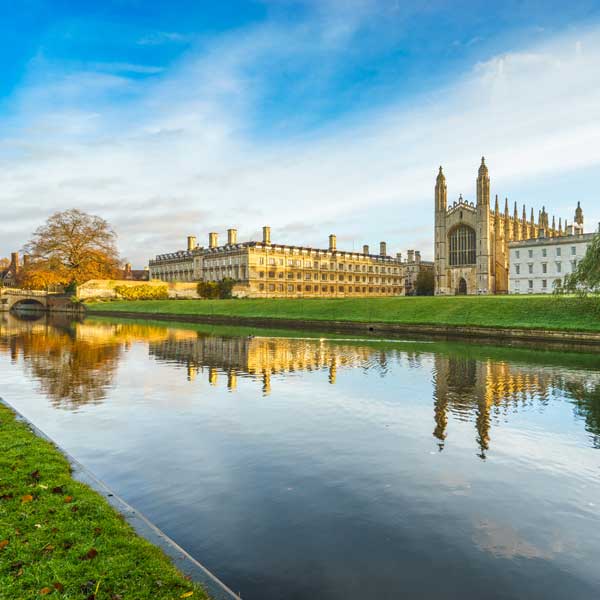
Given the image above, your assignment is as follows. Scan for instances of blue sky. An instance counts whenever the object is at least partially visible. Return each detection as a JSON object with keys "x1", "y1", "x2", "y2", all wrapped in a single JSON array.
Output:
[{"x1": 1, "y1": 0, "x2": 600, "y2": 264}]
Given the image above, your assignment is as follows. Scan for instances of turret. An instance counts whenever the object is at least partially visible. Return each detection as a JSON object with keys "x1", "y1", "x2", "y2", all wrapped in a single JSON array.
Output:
[
  {"x1": 435, "y1": 166, "x2": 447, "y2": 212},
  {"x1": 476, "y1": 157, "x2": 490, "y2": 206},
  {"x1": 575, "y1": 201, "x2": 584, "y2": 230}
]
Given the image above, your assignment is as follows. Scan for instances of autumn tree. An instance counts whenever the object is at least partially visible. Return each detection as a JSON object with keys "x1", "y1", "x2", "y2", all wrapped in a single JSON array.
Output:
[
  {"x1": 0, "y1": 257, "x2": 9, "y2": 269},
  {"x1": 23, "y1": 209, "x2": 121, "y2": 287}
]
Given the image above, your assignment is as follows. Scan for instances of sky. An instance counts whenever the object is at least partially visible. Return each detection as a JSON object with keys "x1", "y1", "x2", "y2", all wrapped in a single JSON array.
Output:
[{"x1": 1, "y1": 0, "x2": 600, "y2": 266}]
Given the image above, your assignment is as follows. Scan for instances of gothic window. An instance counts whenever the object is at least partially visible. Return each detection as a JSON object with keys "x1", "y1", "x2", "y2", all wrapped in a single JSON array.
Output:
[{"x1": 448, "y1": 225, "x2": 476, "y2": 266}]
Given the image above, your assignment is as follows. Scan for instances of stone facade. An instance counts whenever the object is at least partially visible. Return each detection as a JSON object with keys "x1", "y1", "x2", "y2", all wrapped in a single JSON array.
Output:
[
  {"x1": 149, "y1": 228, "x2": 425, "y2": 298},
  {"x1": 509, "y1": 217, "x2": 594, "y2": 294},
  {"x1": 434, "y1": 158, "x2": 578, "y2": 295}
]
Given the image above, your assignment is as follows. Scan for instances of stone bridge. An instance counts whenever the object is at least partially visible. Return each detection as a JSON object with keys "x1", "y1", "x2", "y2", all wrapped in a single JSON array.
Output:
[
  {"x1": 0, "y1": 288, "x2": 81, "y2": 313},
  {"x1": 0, "y1": 288, "x2": 49, "y2": 311}
]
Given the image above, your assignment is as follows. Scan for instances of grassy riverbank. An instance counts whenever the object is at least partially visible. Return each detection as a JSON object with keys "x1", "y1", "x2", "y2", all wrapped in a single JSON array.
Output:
[
  {"x1": 86, "y1": 295, "x2": 600, "y2": 332},
  {"x1": 0, "y1": 402, "x2": 207, "y2": 599}
]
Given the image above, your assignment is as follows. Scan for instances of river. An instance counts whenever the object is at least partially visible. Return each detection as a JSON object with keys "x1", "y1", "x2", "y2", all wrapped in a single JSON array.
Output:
[{"x1": 1, "y1": 312, "x2": 599, "y2": 599}]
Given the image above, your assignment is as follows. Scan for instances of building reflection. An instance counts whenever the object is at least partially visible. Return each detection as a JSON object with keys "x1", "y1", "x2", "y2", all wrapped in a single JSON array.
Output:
[{"x1": 1, "y1": 313, "x2": 599, "y2": 453}]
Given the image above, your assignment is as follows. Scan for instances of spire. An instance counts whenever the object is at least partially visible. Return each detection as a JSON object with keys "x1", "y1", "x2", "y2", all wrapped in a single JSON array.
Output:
[
  {"x1": 558, "y1": 217, "x2": 562, "y2": 235},
  {"x1": 575, "y1": 201, "x2": 584, "y2": 226},
  {"x1": 476, "y1": 156, "x2": 490, "y2": 206},
  {"x1": 514, "y1": 201, "x2": 518, "y2": 220},
  {"x1": 522, "y1": 204, "x2": 527, "y2": 221},
  {"x1": 504, "y1": 197, "x2": 509, "y2": 216},
  {"x1": 435, "y1": 165, "x2": 447, "y2": 212},
  {"x1": 494, "y1": 195, "x2": 499, "y2": 212}
]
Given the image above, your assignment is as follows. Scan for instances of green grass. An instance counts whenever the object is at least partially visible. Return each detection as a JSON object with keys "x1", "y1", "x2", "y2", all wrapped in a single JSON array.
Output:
[
  {"x1": 0, "y1": 402, "x2": 208, "y2": 600},
  {"x1": 86, "y1": 295, "x2": 600, "y2": 332}
]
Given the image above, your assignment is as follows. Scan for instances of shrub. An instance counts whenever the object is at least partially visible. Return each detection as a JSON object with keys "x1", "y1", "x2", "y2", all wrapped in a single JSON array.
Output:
[
  {"x1": 115, "y1": 284, "x2": 169, "y2": 300},
  {"x1": 197, "y1": 278, "x2": 237, "y2": 299}
]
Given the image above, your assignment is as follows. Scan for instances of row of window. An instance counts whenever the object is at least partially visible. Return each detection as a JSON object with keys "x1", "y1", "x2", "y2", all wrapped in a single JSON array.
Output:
[
  {"x1": 515, "y1": 246, "x2": 578, "y2": 259},
  {"x1": 514, "y1": 260, "x2": 577, "y2": 275},
  {"x1": 256, "y1": 257, "x2": 400, "y2": 273},
  {"x1": 515, "y1": 279, "x2": 562, "y2": 290},
  {"x1": 257, "y1": 283, "x2": 400, "y2": 294},
  {"x1": 256, "y1": 271, "x2": 399, "y2": 283}
]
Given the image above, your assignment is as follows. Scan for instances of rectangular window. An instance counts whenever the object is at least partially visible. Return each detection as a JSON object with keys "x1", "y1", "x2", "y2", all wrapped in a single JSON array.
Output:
[
  {"x1": 542, "y1": 279, "x2": 547, "y2": 289},
  {"x1": 268, "y1": 271, "x2": 275, "y2": 278},
  {"x1": 287, "y1": 284, "x2": 294, "y2": 291},
  {"x1": 571, "y1": 260, "x2": 577, "y2": 271},
  {"x1": 556, "y1": 247, "x2": 561, "y2": 256},
  {"x1": 542, "y1": 248, "x2": 547, "y2": 257},
  {"x1": 571, "y1": 246, "x2": 576, "y2": 255},
  {"x1": 268, "y1": 284, "x2": 275, "y2": 291},
  {"x1": 259, "y1": 283, "x2": 265, "y2": 291},
  {"x1": 516, "y1": 250, "x2": 520, "y2": 259},
  {"x1": 528, "y1": 249, "x2": 533, "y2": 258},
  {"x1": 528, "y1": 280, "x2": 533, "y2": 289},
  {"x1": 556, "y1": 262, "x2": 562, "y2": 273},
  {"x1": 515, "y1": 264, "x2": 520, "y2": 274},
  {"x1": 528, "y1": 264, "x2": 533, "y2": 274},
  {"x1": 542, "y1": 263, "x2": 547, "y2": 273}
]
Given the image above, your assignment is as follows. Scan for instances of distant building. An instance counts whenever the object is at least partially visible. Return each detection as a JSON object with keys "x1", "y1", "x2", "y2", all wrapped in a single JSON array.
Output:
[
  {"x1": 401, "y1": 250, "x2": 434, "y2": 296},
  {"x1": 119, "y1": 263, "x2": 150, "y2": 282},
  {"x1": 149, "y1": 228, "x2": 427, "y2": 298},
  {"x1": 509, "y1": 209, "x2": 595, "y2": 294},
  {"x1": 0, "y1": 252, "x2": 24, "y2": 287},
  {"x1": 434, "y1": 157, "x2": 578, "y2": 295}
]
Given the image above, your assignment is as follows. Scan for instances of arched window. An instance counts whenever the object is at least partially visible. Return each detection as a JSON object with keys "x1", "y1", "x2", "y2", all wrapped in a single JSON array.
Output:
[{"x1": 449, "y1": 225, "x2": 476, "y2": 266}]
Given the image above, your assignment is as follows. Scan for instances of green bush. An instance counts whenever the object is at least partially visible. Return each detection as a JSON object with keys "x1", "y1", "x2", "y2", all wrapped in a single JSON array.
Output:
[
  {"x1": 115, "y1": 284, "x2": 169, "y2": 300},
  {"x1": 197, "y1": 278, "x2": 236, "y2": 299}
]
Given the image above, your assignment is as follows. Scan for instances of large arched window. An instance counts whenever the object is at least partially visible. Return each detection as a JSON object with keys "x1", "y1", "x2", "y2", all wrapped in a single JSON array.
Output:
[{"x1": 449, "y1": 225, "x2": 476, "y2": 266}]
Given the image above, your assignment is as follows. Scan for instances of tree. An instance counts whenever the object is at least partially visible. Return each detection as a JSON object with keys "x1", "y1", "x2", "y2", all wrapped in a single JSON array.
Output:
[
  {"x1": 560, "y1": 233, "x2": 600, "y2": 295},
  {"x1": 415, "y1": 269, "x2": 434, "y2": 296},
  {"x1": 197, "y1": 278, "x2": 237, "y2": 299},
  {"x1": 0, "y1": 257, "x2": 9, "y2": 269},
  {"x1": 23, "y1": 209, "x2": 121, "y2": 287}
]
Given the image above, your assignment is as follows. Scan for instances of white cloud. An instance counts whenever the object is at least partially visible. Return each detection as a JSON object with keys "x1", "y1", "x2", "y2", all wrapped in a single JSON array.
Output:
[{"x1": 1, "y1": 21, "x2": 599, "y2": 265}]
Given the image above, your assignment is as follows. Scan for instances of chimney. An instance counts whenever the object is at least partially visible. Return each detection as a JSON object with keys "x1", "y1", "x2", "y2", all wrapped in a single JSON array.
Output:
[
  {"x1": 10, "y1": 252, "x2": 19, "y2": 273},
  {"x1": 209, "y1": 232, "x2": 218, "y2": 248},
  {"x1": 23, "y1": 255, "x2": 31, "y2": 267},
  {"x1": 227, "y1": 228, "x2": 238, "y2": 245},
  {"x1": 396, "y1": 252, "x2": 402, "y2": 262},
  {"x1": 363, "y1": 244, "x2": 369, "y2": 255},
  {"x1": 379, "y1": 241, "x2": 387, "y2": 256},
  {"x1": 566, "y1": 224, "x2": 575, "y2": 236},
  {"x1": 125, "y1": 262, "x2": 132, "y2": 273},
  {"x1": 538, "y1": 229, "x2": 546, "y2": 239},
  {"x1": 262, "y1": 226, "x2": 271, "y2": 245},
  {"x1": 187, "y1": 235, "x2": 196, "y2": 251},
  {"x1": 407, "y1": 249, "x2": 415, "y2": 263},
  {"x1": 415, "y1": 251, "x2": 421, "y2": 264},
  {"x1": 329, "y1": 234, "x2": 337, "y2": 252}
]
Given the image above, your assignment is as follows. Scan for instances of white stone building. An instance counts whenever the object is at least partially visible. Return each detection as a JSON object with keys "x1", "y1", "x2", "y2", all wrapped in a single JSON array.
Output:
[{"x1": 508, "y1": 224, "x2": 596, "y2": 294}]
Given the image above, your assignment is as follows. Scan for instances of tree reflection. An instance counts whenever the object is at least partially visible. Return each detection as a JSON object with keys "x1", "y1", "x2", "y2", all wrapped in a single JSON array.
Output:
[{"x1": 1, "y1": 314, "x2": 600, "y2": 452}]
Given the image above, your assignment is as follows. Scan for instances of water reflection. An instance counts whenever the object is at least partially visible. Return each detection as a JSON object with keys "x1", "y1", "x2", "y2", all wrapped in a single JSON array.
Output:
[
  {"x1": 2, "y1": 313, "x2": 600, "y2": 599},
  {"x1": 1, "y1": 313, "x2": 600, "y2": 454}
]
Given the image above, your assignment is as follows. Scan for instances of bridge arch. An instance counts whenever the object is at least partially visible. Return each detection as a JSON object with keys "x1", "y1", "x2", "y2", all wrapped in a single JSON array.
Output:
[{"x1": 11, "y1": 298, "x2": 47, "y2": 311}]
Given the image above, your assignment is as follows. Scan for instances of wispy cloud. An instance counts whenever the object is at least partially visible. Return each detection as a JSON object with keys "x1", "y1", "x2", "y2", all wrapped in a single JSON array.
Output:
[{"x1": 1, "y1": 16, "x2": 599, "y2": 265}]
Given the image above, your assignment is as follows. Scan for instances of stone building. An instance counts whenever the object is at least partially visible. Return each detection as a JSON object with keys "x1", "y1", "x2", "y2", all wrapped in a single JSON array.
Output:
[
  {"x1": 0, "y1": 252, "x2": 25, "y2": 287},
  {"x1": 509, "y1": 207, "x2": 594, "y2": 294},
  {"x1": 434, "y1": 157, "x2": 574, "y2": 295},
  {"x1": 401, "y1": 250, "x2": 434, "y2": 296},
  {"x1": 150, "y1": 227, "x2": 415, "y2": 298}
]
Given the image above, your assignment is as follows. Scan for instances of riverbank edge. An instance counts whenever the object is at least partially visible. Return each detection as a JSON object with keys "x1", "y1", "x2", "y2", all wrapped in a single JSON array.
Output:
[
  {"x1": 87, "y1": 308, "x2": 600, "y2": 346},
  {"x1": 0, "y1": 397, "x2": 241, "y2": 600}
]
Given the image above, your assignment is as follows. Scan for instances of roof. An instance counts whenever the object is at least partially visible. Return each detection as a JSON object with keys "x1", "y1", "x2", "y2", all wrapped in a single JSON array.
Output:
[{"x1": 508, "y1": 232, "x2": 595, "y2": 248}]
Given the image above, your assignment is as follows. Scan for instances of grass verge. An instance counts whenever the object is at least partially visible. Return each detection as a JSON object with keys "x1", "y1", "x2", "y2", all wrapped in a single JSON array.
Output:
[
  {"x1": 86, "y1": 295, "x2": 600, "y2": 332},
  {"x1": 0, "y1": 401, "x2": 208, "y2": 600}
]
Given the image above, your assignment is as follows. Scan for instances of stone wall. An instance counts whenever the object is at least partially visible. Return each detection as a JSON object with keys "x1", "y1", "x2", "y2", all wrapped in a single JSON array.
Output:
[{"x1": 77, "y1": 279, "x2": 200, "y2": 300}]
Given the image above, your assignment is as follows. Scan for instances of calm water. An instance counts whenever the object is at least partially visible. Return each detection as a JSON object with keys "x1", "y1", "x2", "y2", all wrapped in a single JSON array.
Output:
[{"x1": 1, "y1": 313, "x2": 600, "y2": 599}]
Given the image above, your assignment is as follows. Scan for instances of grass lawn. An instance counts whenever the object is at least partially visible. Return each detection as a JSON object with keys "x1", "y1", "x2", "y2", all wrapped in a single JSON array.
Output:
[
  {"x1": 0, "y1": 402, "x2": 208, "y2": 600},
  {"x1": 86, "y1": 295, "x2": 600, "y2": 332}
]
